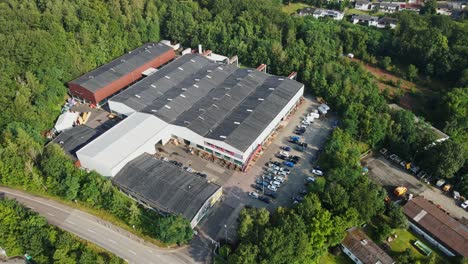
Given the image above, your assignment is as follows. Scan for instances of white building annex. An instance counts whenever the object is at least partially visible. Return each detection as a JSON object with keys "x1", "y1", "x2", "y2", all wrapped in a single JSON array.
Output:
[{"x1": 77, "y1": 54, "x2": 304, "y2": 176}]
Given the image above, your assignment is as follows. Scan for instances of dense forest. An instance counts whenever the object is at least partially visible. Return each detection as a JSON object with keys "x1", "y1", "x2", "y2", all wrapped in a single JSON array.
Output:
[
  {"x1": 0, "y1": 197, "x2": 123, "y2": 263},
  {"x1": 0, "y1": 0, "x2": 466, "y2": 263}
]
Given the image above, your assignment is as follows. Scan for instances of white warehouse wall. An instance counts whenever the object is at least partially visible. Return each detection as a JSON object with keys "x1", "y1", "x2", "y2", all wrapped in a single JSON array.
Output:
[
  {"x1": 243, "y1": 85, "x2": 304, "y2": 162},
  {"x1": 108, "y1": 100, "x2": 137, "y2": 116}
]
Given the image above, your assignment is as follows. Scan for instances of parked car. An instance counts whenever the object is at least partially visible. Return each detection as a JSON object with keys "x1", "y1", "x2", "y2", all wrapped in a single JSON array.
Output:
[
  {"x1": 267, "y1": 185, "x2": 278, "y2": 192},
  {"x1": 258, "y1": 196, "x2": 271, "y2": 204},
  {"x1": 460, "y1": 200, "x2": 468, "y2": 210},
  {"x1": 278, "y1": 171, "x2": 290, "y2": 176},
  {"x1": 298, "y1": 142, "x2": 308, "y2": 148},
  {"x1": 281, "y1": 146, "x2": 291, "y2": 151},
  {"x1": 249, "y1": 192, "x2": 259, "y2": 199},
  {"x1": 270, "y1": 180, "x2": 281, "y2": 187},
  {"x1": 399, "y1": 161, "x2": 407, "y2": 168},
  {"x1": 252, "y1": 184, "x2": 263, "y2": 191},
  {"x1": 287, "y1": 157, "x2": 298, "y2": 164},
  {"x1": 255, "y1": 179, "x2": 269, "y2": 186},
  {"x1": 263, "y1": 174, "x2": 273, "y2": 181},
  {"x1": 394, "y1": 156, "x2": 402, "y2": 164},
  {"x1": 379, "y1": 148, "x2": 388, "y2": 155},
  {"x1": 306, "y1": 176, "x2": 316, "y2": 182},
  {"x1": 311, "y1": 169, "x2": 323, "y2": 176},
  {"x1": 272, "y1": 161, "x2": 281, "y2": 166},
  {"x1": 276, "y1": 153, "x2": 288, "y2": 160},
  {"x1": 291, "y1": 155, "x2": 301, "y2": 162},
  {"x1": 294, "y1": 196, "x2": 304, "y2": 202},
  {"x1": 274, "y1": 176, "x2": 285, "y2": 183},
  {"x1": 389, "y1": 154, "x2": 397, "y2": 160},
  {"x1": 294, "y1": 130, "x2": 304, "y2": 135},
  {"x1": 264, "y1": 191, "x2": 278, "y2": 199},
  {"x1": 283, "y1": 161, "x2": 295, "y2": 167},
  {"x1": 416, "y1": 170, "x2": 427, "y2": 179},
  {"x1": 279, "y1": 151, "x2": 290, "y2": 157}
]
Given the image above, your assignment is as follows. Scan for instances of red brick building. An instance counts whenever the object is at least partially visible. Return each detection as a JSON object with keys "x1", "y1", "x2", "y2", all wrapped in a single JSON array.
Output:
[{"x1": 68, "y1": 42, "x2": 175, "y2": 106}]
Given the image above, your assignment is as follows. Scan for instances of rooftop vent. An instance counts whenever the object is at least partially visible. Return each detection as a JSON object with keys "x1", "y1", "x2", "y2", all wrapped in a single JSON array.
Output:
[
  {"x1": 180, "y1": 94, "x2": 186, "y2": 98},
  {"x1": 199, "y1": 108, "x2": 205, "y2": 112},
  {"x1": 164, "y1": 105, "x2": 171, "y2": 109},
  {"x1": 198, "y1": 116, "x2": 205, "y2": 120},
  {"x1": 246, "y1": 109, "x2": 253, "y2": 112},
  {"x1": 151, "y1": 109, "x2": 157, "y2": 112},
  {"x1": 278, "y1": 78, "x2": 284, "y2": 80},
  {"x1": 217, "y1": 67, "x2": 223, "y2": 70},
  {"x1": 151, "y1": 84, "x2": 156, "y2": 88},
  {"x1": 212, "y1": 104, "x2": 218, "y2": 108},
  {"x1": 110, "y1": 68, "x2": 115, "y2": 72},
  {"x1": 193, "y1": 84, "x2": 199, "y2": 88},
  {"x1": 167, "y1": 98, "x2": 172, "y2": 101},
  {"x1": 225, "y1": 87, "x2": 231, "y2": 90},
  {"x1": 190, "y1": 59, "x2": 196, "y2": 62},
  {"x1": 247, "y1": 69, "x2": 252, "y2": 72},
  {"x1": 269, "y1": 87, "x2": 275, "y2": 90},
  {"x1": 258, "y1": 98, "x2": 264, "y2": 101},
  {"x1": 134, "y1": 94, "x2": 141, "y2": 98},
  {"x1": 360, "y1": 239, "x2": 368, "y2": 245},
  {"x1": 236, "y1": 78, "x2": 242, "y2": 81},
  {"x1": 181, "y1": 88, "x2": 187, "y2": 91},
  {"x1": 248, "y1": 74, "x2": 253, "y2": 77},
  {"x1": 184, "y1": 121, "x2": 190, "y2": 124},
  {"x1": 195, "y1": 78, "x2": 200, "y2": 81},
  {"x1": 88, "y1": 75, "x2": 94, "y2": 79},
  {"x1": 207, "y1": 70, "x2": 212, "y2": 73},
  {"x1": 225, "y1": 93, "x2": 231, "y2": 97},
  {"x1": 234, "y1": 121, "x2": 240, "y2": 125},
  {"x1": 165, "y1": 75, "x2": 170, "y2": 79},
  {"x1": 219, "y1": 135, "x2": 227, "y2": 139},
  {"x1": 206, "y1": 75, "x2": 212, "y2": 79},
  {"x1": 120, "y1": 59, "x2": 126, "y2": 62}
]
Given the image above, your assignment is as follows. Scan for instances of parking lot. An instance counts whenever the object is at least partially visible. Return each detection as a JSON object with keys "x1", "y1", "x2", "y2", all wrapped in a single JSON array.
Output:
[
  {"x1": 190, "y1": 95, "x2": 337, "y2": 242},
  {"x1": 365, "y1": 154, "x2": 468, "y2": 221}
]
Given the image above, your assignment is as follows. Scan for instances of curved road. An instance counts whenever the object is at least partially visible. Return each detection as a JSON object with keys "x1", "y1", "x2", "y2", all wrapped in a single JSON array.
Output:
[{"x1": 0, "y1": 187, "x2": 211, "y2": 264}]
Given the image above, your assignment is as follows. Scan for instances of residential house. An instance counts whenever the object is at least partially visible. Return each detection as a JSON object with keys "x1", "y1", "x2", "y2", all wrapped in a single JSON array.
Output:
[
  {"x1": 355, "y1": 0, "x2": 372, "y2": 10},
  {"x1": 342, "y1": 227, "x2": 395, "y2": 264},
  {"x1": 351, "y1": 14, "x2": 379, "y2": 26},
  {"x1": 377, "y1": 17, "x2": 398, "y2": 28},
  {"x1": 378, "y1": 2, "x2": 400, "y2": 12}
]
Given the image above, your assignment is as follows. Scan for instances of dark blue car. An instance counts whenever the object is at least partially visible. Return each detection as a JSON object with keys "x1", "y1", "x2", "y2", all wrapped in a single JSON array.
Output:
[{"x1": 283, "y1": 161, "x2": 295, "y2": 167}]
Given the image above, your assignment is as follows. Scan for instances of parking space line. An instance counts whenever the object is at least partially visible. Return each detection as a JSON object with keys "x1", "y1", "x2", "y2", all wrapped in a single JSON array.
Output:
[
  {"x1": 87, "y1": 229, "x2": 96, "y2": 234},
  {"x1": 47, "y1": 212, "x2": 54, "y2": 216},
  {"x1": 129, "y1": 249, "x2": 137, "y2": 255}
]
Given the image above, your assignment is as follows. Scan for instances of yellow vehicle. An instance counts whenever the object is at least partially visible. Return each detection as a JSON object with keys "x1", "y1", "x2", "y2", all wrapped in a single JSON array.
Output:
[{"x1": 394, "y1": 186, "x2": 408, "y2": 197}]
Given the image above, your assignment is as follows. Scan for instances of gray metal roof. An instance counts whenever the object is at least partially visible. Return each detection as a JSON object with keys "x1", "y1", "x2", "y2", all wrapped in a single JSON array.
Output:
[
  {"x1": 112, "y1": 153, "x2": 221, "y2": 221},
  {"x1": 352, "y1": 14, "x2": 379, "y2": 21},
  {"x1": 110, "y1": 54, "x2": 304, "y2": 151},
  {"x1": 69, "y1": 42, "x2": 173, "y2": 93},
  {"x1": 52, "y1": 125, "x2": 100, "y2": 160}
]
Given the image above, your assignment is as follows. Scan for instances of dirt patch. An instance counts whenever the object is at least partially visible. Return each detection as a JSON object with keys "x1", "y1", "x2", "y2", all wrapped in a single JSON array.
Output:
[{"x1": 351, "y1": 58, "x2": 435, "y2": 111}]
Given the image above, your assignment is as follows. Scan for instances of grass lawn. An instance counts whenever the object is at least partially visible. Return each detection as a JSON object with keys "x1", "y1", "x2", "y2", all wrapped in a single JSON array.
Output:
[
  {"x1": 319, "y1": 252, "x2": 354, "y2": 264},
  {"x1": 282, "y1": 3, "x2": 311, "y2": 14},
  {"x1": 344, "y1": 8, "x2": 386, "y2": 16},
  {"x1": 387, "y1": 229, "x2": 452, "y2": 264}
]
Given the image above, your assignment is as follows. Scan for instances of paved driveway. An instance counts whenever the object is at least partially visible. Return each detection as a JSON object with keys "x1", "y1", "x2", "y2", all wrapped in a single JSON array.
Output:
[{"x1": 365, "y1": 155, "x2": 468, "y2": 221}]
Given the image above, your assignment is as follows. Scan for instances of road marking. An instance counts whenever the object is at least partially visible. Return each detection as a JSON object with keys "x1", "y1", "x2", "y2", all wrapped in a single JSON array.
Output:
[
  {"x1": 66, "y1": 220, "x2": 76, "y2": 225},
  {"x1": 87, "y1": 229, "x2": 96, "y2": 234},
  {"x1": 47, "y1": 213, "x2": 55, "y2": 216},
  {"x1": 107, "y1": 238, "x2": 117, "y2": 244},
  {"x1": 129, "y1": 249, "x2": 137, "y2": 255},
  {"x1": 1, "y1": 190, "x2": 71, "y2": 214},
  {"x1": 146, "y1": 249, "x2": 153, "y2": 254}
]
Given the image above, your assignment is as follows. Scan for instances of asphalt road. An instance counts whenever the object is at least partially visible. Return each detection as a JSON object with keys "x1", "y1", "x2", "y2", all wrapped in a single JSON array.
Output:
[{"x1": 0, "y1": 187, "x2": 210, "y2": 264}]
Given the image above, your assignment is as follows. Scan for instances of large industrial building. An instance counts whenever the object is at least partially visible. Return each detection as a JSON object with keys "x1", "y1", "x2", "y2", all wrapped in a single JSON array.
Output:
[
  {"x1": 112, "y1": 153, "x2": 222, "y2": 228},
  {"x1": 77, "y1": 53, "x2": 304, "y2": 176},
  {"x1": 68, "y1": 42, "x2": 175, "y2": 106}
]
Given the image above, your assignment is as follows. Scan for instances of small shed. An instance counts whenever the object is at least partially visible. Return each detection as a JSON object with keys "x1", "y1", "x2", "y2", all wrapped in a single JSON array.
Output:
[{"x1": 54, "y1": 112, "x2": 79, "y2": 132}]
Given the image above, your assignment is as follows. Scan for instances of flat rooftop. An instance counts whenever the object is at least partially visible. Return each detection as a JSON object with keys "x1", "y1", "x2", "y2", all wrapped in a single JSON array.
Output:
[
  {"x1": 112, "y1": 153, "x2": 221, "y2": 221},
  {"x1": 69, "y1": 42, "x2": 173, "y2": 92},
  {"x1": 52, "y1": 125, "x2": 100, "y2": 161},
  {"x1": 110, "y1": 54, "x2": 304, "y2": 151},
  {"x1": 404, "y1": 196, "x2": 468, "y2": 257}
]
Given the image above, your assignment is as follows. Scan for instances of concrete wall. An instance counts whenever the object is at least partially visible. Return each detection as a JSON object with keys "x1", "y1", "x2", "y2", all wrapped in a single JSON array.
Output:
[{"x1": 190, "y1": 187, "x2": 223, "y2": 228}]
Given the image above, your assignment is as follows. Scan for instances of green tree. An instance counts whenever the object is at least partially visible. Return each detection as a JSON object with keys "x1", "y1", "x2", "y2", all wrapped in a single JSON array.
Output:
[
  {"x1": 407, "y1": 64, "x2": 418, "y2": 81},
  {"x1": 386, "y1": 203, "x2": 408, "y2": 229},
  {"x1": 420, "y1": 0, "x2": 437, "y2": 14},
  {"x1": 380, "y1": 56, "x2": 392, "y2": 70},
  {"x1": 376, "y1": 223, "x2": 392, "y2": 242},
  {"x1": 418, "y1": 140, "x2": 466, "y2": 179}
]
